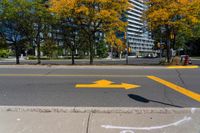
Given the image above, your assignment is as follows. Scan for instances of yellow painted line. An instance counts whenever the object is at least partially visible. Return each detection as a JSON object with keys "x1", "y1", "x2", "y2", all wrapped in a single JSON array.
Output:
[
  {"x1": 167, "y1": 65, "x2": 199, "y2": 69},
  {"x1": 76, "y1": 80, "x2": 140, "y2": 90},
  {"x1": 0, "y1": 74, "x2": 146, "y2": 77},
  {"x1": 147, "y1": 76, "x2": 200, "y2": 102}
]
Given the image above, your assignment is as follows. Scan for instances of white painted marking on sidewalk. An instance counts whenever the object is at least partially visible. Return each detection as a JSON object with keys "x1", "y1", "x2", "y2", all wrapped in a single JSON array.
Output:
[
  {"x1": 120, "y1": 130, "x2": 135, "y2": 133},
  {"x1": 101, "y1": 116, "x2": 191, "y2": 131},
  {"x1": 191, "y1": 108, "x2": 196, "y2": 114}
]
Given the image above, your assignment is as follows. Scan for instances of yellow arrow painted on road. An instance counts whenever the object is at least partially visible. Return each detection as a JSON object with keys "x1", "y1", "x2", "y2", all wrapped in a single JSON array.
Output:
[{"x1": 76, "y1": 80, "x2": 140, "y2": 90}]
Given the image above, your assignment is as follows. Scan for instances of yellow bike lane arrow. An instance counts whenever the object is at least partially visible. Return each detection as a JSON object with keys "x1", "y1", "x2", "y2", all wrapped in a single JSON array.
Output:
[{"x1": 76, "y1": 80, "x2": 140, "y2": 90}]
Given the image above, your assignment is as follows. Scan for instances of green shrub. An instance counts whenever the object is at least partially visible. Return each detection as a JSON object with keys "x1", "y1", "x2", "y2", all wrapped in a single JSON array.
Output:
[
  {"x1": 27, "y1": 56, "x2": 49, "y2": 60},
  {"x1": 0, "y1": 49, "x2": 10, "y2": 58}
]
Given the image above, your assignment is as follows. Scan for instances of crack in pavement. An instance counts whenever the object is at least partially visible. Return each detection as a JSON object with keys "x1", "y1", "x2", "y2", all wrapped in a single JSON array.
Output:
[
  {"x1": 44, "y1": 69, "x2": 55, "y2": 75},
  {"x1": 163, "y1": 85, "x2": 175, "y2": 106},
  {"x1": 175, "y1": 69, "x2": 188, "y2": 88},
  {"x1": 174, "y1": 70, "x2": 200, "y2": 105}
]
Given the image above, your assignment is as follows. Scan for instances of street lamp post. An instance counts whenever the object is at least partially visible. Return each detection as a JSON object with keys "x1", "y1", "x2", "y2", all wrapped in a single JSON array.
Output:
[{"x1": 125, "y1": 32, "x2": 129, "y2": 65}]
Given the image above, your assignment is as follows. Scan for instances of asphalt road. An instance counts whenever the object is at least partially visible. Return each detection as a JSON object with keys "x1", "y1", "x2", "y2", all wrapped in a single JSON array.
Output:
[{"x1": 0, "y1": 66, "x2": 200, "y2": 107}]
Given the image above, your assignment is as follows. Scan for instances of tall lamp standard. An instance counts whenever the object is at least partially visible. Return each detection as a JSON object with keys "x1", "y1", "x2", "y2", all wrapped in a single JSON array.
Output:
[{"x1": 125, "y1": 32, "x2": 129, "y2": 65}]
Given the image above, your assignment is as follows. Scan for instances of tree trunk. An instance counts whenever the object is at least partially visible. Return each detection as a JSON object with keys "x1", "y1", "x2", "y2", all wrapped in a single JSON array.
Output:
[
  {"x1": 166, "y1": 39, "x2": 171, "y2": 63},
  {"x1": 166, "y1": 27, "x2": 171, "y2": 63},
  {"x1": 36, "y1": 24, "x2": 42, "y2": 64},
  {"x1": 111, "y1": 46, "x2": 113, "y2": 59},
  {"x1": 71, "y1": 35, "x2": 76, "y2": 65},
  {"x1": 71, "y1": 48, "x2": 75, "y2": 65},
  {"x1": 36, "y1": 40, "x2": 41, "y2": 64},
  {"x1": 15, "y1": 43, "x2": 20, "y2": 64},
  {"x1": 89, "y1": 41, "x2": 94, "y2": 65},
  {"x1": 37, "y1": 44, "x2": 41, "y2": 64},
  {"x1": 172, "y1": 33, "x2": 176, "y2": 50},
  {"x1": 89, "y1": 37, "x2": 94, "y2": 65}
]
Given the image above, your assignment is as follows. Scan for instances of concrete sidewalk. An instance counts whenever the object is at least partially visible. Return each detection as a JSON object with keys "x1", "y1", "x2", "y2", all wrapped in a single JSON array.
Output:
[{"x1": 0, "y1": 106, "x2": 200, "y2": 133}]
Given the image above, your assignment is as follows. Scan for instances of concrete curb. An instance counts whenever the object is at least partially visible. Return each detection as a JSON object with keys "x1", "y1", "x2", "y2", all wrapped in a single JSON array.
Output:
[
  {"x1": 0, "y1": 65, "x2": 199, "y2": 69},
  {"x1": 0, "y1": 65, "x2": 169, "y2": 69},
  {"x1": 0, "y1": 106, "x2": 199, "y2": 114}
]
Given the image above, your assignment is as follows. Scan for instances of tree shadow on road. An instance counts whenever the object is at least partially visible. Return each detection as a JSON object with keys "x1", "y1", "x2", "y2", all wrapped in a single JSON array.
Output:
[{"x1": 128, "y1": 94, "x2": 183, "y2": 108}]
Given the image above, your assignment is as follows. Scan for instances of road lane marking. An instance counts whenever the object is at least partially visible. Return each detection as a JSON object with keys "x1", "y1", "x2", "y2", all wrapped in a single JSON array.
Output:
[
  {"x1": 0, "y1": 74, "x2": 146, "y2": 77},
  {"x1": 147, "y1": 76, "x2": 200, "y2": 102},
  {"x1": 167, "y1": 65, "x2": 199, "y2": 69},
  {"x1": 76, "y1": 80, "x2": 140, "y2": 90}
]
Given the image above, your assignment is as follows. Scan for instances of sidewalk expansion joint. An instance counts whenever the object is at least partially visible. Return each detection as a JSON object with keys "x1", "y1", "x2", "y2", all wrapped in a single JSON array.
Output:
[{"x1": 86, "y1": 113, "x2": 91, "y2": 133}]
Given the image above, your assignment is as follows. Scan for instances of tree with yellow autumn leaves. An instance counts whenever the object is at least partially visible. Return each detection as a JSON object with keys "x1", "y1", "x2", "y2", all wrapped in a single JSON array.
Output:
[
  {"x1": 50, "y1": 0, "x2": 130, "y2": 64},
  {"x1": 144, "y1": 0, "x2": 200, "y2": 63}
]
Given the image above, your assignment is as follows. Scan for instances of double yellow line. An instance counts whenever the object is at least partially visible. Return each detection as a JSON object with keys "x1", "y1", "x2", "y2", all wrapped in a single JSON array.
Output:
[{"x1": 147, "y1": 76, "x2": 200, "y2": 102}]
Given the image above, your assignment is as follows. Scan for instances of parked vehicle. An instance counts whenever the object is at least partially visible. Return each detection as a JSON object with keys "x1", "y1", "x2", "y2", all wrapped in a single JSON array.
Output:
[{"x1": 144, "y1": 53, "x2": 158, "y2": 58}]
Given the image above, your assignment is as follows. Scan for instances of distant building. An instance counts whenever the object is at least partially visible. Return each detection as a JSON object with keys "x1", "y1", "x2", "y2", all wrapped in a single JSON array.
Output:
[{"x1": 127, "y1": 0, "x2": 154, "y2": 56}]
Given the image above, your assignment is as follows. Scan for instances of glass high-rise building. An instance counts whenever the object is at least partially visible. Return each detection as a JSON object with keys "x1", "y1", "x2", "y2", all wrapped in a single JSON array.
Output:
[{"x1": 127, "y1": 0, "x2": 154, "y2": 56}]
